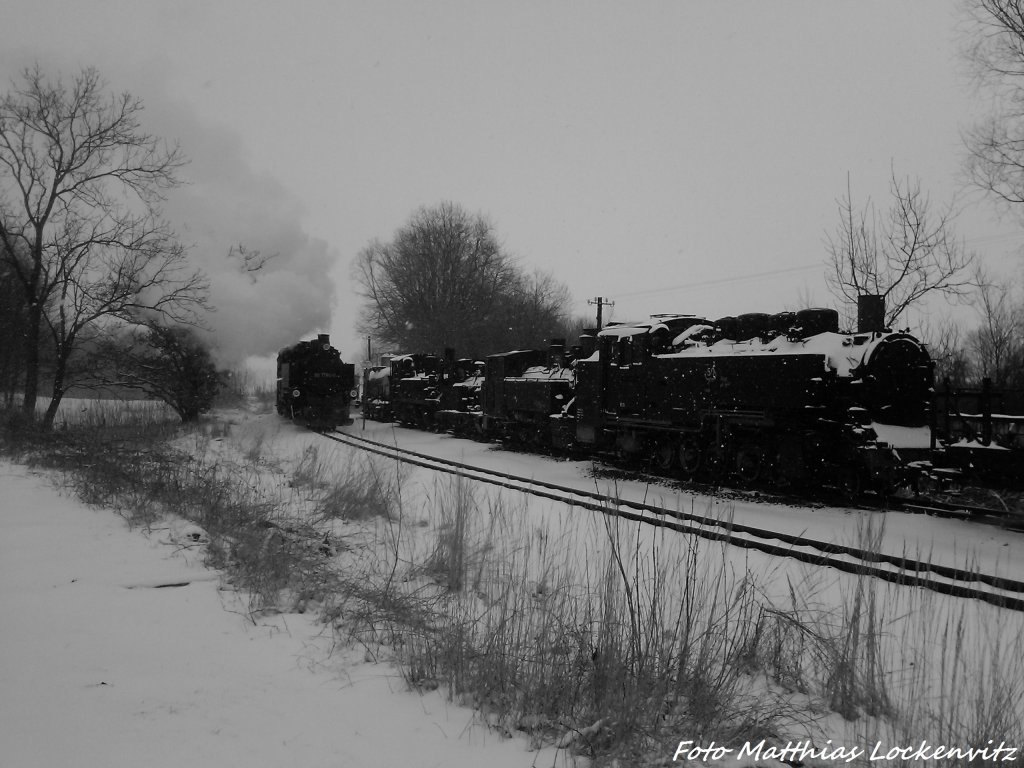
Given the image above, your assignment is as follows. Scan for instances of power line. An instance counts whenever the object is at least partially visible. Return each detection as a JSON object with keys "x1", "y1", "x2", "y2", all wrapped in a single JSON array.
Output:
[
  {"x1": 614, "y1": 262, "x2": 823, "y2": 300},
  {"x1": 963, "y1": 231, "x2": 1024, "y2": 248},
  {"x1": 598, "y1": 232, "x2": 1024, "y2": 308}
]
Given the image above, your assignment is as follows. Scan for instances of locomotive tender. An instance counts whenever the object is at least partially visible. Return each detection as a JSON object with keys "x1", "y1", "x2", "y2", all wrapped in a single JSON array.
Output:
[
  {"x1": 355, "y1": 296, "x2": 936, "y2": 493},
  {"x1": 276, "y1": 334, "x2": 356, "y2": 428}
]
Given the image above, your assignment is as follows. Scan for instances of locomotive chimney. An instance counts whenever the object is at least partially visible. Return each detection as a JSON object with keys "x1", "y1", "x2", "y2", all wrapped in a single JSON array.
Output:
[
  {"x1": 317, "y1": 333, "x2": 330, "y2": 345},
  {"x1": 548, "y1": 339, "x2": 566, "y2": 368},
  {"x1": 857, "y1": 295, "x2": 885, "y2": 333}
]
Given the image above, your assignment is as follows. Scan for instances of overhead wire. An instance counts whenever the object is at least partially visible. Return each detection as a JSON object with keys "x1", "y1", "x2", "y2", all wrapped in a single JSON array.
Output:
[
  {"x1": 613, "y1": 262, "x2": 823, "y2": 300},
  {"x1": 608, "y1": 228, "x2": 1024, "y2": 303}
]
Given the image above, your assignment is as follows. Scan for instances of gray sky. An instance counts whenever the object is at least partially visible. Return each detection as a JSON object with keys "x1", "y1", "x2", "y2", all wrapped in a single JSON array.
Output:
[{"x1": 4, "y1": 0, "x2": 1022, "y2": 364}]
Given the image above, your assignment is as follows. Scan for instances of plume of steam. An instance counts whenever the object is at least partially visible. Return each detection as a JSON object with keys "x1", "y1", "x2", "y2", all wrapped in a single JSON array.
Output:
[
  {"x1": 0, "y1": 55, "x2": 338, "y2": 370},
  {"x1": 155, "y1": 106, "x2": 336, "y2": 368}
]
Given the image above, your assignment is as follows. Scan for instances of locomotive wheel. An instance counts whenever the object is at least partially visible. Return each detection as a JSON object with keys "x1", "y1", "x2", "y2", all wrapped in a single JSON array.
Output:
[
  {"x1": 704, "y1": 446, "x2": 727, "y2": 481},
  {"x1": 839, "y1": 467, "x2": 864, "y2": 499},
  {"x1": 678, "y1": 439, "x2": 702, "y2": 478},
  {"x1": 735, "y1": 443, "x2": 764, "y2": 483},
  {"x1": 651, "y1": 442, "x2": 676, "y2": 472}
]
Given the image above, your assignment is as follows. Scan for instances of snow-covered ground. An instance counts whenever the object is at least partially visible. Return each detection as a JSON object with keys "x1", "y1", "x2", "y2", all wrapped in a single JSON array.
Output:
[
  {"x1": 3, "y1": 403, "x2": 1023, "y2": 766},
  {"x1": 338, "y1": 416, "x2": 1024, "y2": 587},
  {"x1": 0, "y1": 459, "x2": 565, "y2": 768}
]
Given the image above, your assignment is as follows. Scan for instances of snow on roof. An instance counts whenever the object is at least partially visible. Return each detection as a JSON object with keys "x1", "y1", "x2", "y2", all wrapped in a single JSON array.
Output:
[
  {"x1": 672, "y1": 324, "x2": 715, "y2": 346},
  {"x1": 657, "y1": 331, "x2": 887, "y2": 377},
  {"x1": 592, "y1": 310, "x2": 927, "y2": 379},
  {"x1": 518, "y1": 366, "x2": 574, "y2": 380},
  {"x1": 597, "y1": 324, "x2": 650, "y2": 339},
  {"x1": 597, "y1": 314, "x2": 701, "y2": 340}
]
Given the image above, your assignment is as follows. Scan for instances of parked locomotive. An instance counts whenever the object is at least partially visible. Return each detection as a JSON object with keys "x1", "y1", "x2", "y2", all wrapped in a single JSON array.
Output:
[
  {"x1": 366, "y1": 351, "x2": 485, "y2": 433},
  {"x1": 276, "y1": 334, "x2": 356, "y2": 428},
  {"x1": 362, "y1": 363, "x2": 393, "y2": 421},
  {"x1": 574, "y1": 305, "x2": 932, "y2": 492},
  {"x1": 358, "y1": 297, "x2": 935, "y2": 494}
]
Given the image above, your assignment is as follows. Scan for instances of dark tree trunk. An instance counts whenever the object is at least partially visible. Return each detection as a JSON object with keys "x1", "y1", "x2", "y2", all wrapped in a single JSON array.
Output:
[{"x1": 21, "y1": 300, "x2": 42, "y2": 419}]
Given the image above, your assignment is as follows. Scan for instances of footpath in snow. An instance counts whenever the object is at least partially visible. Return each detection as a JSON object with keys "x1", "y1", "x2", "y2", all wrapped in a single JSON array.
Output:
[{"x1": 0, "y1": 460, "x2": 557, "y2": 768}]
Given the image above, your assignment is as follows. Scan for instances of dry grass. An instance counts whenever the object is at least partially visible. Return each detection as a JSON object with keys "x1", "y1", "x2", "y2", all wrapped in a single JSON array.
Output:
[{"x1": 5, "y1": 404, "x2": 1023, "y2": 766}]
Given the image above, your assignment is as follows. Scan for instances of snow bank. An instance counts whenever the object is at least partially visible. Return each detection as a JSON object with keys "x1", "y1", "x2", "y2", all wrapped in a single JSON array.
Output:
[{"x1": 0, "y1": 461, "x2": 558, "y2": 768}]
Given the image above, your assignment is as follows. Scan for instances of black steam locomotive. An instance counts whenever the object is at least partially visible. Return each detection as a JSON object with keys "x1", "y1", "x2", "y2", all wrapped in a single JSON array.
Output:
[
  {"x1": 572, "y1": 305, "x2": 932, "y2": 492},
  {"x1": 360, "y1": 296, "x2": 935, "y2": 494},
  {"x1": 276, "y1": 334, "x2": 356, "y2": 428}
]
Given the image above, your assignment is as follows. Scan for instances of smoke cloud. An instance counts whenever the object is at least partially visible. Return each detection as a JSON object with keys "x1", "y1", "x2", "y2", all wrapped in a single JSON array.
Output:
[
  {"x1": 0, "y1": 51, "x2": 338, "y2": 371},
  {"x1": 152, "y1": 99, "x2": 336, "y2": 368}
]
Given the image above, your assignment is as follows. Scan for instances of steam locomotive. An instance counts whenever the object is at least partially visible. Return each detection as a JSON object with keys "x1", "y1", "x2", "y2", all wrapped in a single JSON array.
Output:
[
  {"x1": 276, "y1": 334, "x2": 356, "y2": 428},
  {"x1": 358, "y1": 296, "x2": 936, "y2": 494}
]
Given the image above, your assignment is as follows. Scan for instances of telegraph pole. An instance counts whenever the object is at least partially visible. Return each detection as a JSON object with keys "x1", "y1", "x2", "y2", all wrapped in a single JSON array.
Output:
[
  {"x1": 588, "y1": 296, "x2": 614, "y2": 330},
  {"x1": 363, "y1": 335, "x2": 371, "y2": 431}
]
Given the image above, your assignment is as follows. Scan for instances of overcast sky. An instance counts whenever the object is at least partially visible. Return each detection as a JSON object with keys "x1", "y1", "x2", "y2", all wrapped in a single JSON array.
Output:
[{"x1": 4, "y1": 0, "x2": 1023, "y2": 364}]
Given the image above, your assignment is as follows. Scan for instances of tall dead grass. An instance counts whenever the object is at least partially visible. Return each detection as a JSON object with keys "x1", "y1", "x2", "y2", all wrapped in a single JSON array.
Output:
[{"x1": 5, "y1": 405, "x2": 1023, "y2": 765}]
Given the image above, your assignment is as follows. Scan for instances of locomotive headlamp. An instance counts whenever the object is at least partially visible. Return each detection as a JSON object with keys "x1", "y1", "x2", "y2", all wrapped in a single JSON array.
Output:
[
  {"x1": 292, "y1": 388, "x2": 301, "y2": 398},
  {"x1": 350, "y1": 389, "x2": 358, "y2": 398}
]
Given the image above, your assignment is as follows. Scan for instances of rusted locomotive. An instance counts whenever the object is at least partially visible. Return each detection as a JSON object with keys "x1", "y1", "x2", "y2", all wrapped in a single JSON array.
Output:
[{"x1": 276, "y1": 334, "x2": 356, "y2": 428}]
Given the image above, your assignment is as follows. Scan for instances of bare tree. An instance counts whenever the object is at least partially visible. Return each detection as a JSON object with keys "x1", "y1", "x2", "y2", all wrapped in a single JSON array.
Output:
[
  {"x1": 919, "y1": 315, "x2": 972, "y2": 387},
  {"x1": 824, "y1": 170, "x2": 975, "y2": 327},
  {"x1": 0, "y1": 65, "x2": 207, "y2": 427},
  {"x1": 967, "y1": 266, "x2": 1024, "y2": 386},
  {"x1": 0, "y1": 242, "x2": 29, "y2": 406},
  {"x1": 354, "y1": 201, "x2": 571, "y2": 357},
  {"x1": 964, "y1": 0, "x2": 1024, "y2": 209},
  {"x1": 92, "y1": 323, "x2": 222, "y2": 422},
  {"x1": 490, "y1": 269, "x2": 573, "y2": 351}
]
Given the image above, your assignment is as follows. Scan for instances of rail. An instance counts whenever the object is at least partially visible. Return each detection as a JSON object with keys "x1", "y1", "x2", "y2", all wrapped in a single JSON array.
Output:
[{"x1": 319, "y1": 428, "x2": 1024, "y2": 612}]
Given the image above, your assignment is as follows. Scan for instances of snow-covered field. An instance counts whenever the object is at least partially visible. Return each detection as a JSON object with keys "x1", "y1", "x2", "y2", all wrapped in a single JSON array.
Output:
[
  {"x1": 3, "y1": 402, "x2": 1023, "y2": 766},
  {"x1": 0, "y1": 457, "x2": 569, "y2": 768}
]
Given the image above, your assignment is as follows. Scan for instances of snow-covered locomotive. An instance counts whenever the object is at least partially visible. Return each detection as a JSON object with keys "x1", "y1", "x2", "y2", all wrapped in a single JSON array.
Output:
[
  {"x1": 360, "y1": 297, "x2": 935, "y2": 493},
  {"x1": 576, "y1": 305, "x2": 932, "y2": 492},
  {"x1": 276, "y1": 335, "x2": 356, "y2": 428}
]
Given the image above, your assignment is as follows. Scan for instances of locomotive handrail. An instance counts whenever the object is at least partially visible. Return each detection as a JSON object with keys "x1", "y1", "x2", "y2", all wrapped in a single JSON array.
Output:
[{"x1": 320, "y1": 428, "x2": 1024, "y2": 612}]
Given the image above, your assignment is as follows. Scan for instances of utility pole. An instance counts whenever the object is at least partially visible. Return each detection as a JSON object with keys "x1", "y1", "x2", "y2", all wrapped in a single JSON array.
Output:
[
  {"x1": 362, "y1": 335, "x2": 371, "y2": 431},
  {"x1": 588, "y1": 296, "x2": 614, "y2": 330}
]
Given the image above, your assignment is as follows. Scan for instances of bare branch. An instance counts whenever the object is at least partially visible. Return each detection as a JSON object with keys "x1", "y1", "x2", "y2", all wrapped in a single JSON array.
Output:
[
  {"x1": 824, "y1": 168, "x2": 975, "y2": 326},
  {"x1": 227, "y1": 243, "x2": 277, "y2": 282}
]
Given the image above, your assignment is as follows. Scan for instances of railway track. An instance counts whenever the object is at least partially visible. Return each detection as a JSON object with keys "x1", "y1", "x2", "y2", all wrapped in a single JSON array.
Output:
[
  {"x1": 899, "y1": 496, "x2": 1024, "y2": 530},
  {"x1": 321, "y1": 428, "x2": 1024, "y2": 612},
  {"x1": 594, "y1": 459, "x2": 1024, "y2": 531}
]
